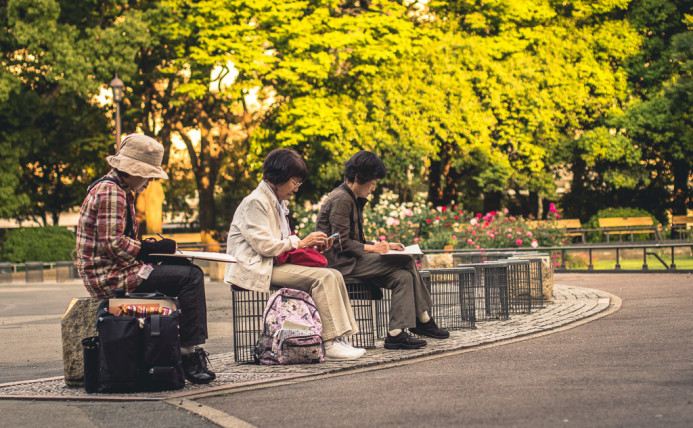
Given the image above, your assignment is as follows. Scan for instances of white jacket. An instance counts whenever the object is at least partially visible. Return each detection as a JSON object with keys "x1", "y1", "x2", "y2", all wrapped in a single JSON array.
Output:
[{"x1": 224, "y1": 182, "x2": 300, "y2": 292}]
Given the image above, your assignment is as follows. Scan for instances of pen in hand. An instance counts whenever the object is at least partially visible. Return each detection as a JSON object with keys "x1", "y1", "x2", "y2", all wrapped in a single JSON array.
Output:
[{"x1": 157, "y1": 233, "x2": 183, "y2": 254}]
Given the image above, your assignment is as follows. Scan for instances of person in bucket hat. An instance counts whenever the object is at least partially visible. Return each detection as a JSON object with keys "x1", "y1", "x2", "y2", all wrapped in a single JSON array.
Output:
[
  {"x1": 106, "y1": 133, "x2": 169, "y2": 180},
  {"x1": 75, "y1": 133, "x2": 215, "y2": 384}
]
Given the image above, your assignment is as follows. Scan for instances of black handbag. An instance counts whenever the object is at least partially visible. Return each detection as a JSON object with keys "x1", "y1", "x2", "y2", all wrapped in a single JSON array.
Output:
[{"x1": 83, "y1": 292, "x2": 185, "y2": 393}]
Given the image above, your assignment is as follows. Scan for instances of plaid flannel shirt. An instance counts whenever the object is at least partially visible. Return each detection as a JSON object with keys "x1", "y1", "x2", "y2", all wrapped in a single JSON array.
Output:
[{"x1": 75, "y1": 170, "x2": 143, "y2": 298}]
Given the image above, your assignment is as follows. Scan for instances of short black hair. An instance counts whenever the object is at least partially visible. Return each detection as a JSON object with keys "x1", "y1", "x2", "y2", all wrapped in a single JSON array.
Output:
[
  {"x1": 344, "y1": 151, "x2": 387, "y2": 184},
  {"x1": 263, "y1": 148, "x2": 308, "y2": 185}
]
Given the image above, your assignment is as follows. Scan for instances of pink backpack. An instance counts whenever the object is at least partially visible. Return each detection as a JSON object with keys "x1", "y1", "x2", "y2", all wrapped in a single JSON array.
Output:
[{"x1": 255, "y1": 288, "x2": 325, "y2": 365}]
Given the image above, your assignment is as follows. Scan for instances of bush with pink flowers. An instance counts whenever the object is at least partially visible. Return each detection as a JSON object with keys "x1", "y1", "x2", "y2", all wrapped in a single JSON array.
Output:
[{"x1": 292, "y1": 190, "x2": 567, "y2": 250}]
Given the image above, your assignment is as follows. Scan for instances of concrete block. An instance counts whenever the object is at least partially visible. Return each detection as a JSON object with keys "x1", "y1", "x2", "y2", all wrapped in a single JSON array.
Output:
[
  {"x1": 541, "y1": 258, "x2": 554, "y2": 300},
  {"x1": 420, "y1": 254, "x2": 454, "y2": 269},
  {"x1": 61, "y1": 297, "x2": 102, "y2": 387},
  {"x1": 208, "y1": 261, "x2": 226, "y2": 281}
]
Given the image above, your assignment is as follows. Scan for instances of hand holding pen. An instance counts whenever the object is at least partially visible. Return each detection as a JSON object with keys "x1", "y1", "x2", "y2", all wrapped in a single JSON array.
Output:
[
  {"x1": 389, "y1": 242, "x2": 405, "y2": 251},
  {"x1": 157, "y1": 233, "x2": 182, "y2": 254}
]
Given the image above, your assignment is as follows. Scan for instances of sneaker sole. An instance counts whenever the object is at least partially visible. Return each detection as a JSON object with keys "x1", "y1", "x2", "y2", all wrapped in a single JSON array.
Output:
[
  {"x1": 326, "y1": 354, "x2": 365, "y2": 360},
  {"x1": 409, "y1": 329, "x2": 450, "y2": 340},
  {"x1": 384, "y1": 342, "x2": 427, "y2": 350},
  {"x1": 325, "y1": 348, "x2": 366, "y2": 360}
]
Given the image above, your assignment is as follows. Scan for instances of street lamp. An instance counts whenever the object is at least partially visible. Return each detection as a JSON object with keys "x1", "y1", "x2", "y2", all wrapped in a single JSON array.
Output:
[{"x1": 109, "y1": 74, "x2": 124, "y2": 151}]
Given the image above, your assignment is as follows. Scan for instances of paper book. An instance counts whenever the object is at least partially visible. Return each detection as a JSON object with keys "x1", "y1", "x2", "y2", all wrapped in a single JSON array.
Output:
[
  {"x1": 149, "y1": 250, "x2": 237, "y2": 263},
  {"x1": 382, "y1": 244, "x2": 423, "y2": 256}
]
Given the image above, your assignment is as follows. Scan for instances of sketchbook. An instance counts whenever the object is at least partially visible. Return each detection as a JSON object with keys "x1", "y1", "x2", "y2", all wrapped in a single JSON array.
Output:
[
  {"x1": 382, "y1": 244, "x2": 423, "y2": 256},
  {"x1": 149, "y1": 250, "x2": 237, "y2": 263}
]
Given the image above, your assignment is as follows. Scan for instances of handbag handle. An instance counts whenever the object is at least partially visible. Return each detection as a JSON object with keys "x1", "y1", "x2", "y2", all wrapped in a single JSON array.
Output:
[{"x1": 126, "y1": 292, "x2": 167, "y2": 299}]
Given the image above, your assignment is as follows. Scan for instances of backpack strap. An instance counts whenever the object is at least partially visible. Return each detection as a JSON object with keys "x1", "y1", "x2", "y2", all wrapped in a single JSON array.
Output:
[{"x1": 87, "y1": 176, "x2": 135, "y2": 239}]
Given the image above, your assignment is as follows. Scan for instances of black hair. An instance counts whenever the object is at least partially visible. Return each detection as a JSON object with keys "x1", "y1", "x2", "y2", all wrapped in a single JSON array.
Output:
[
  {"x1": 344, "y1": 151, "x2": 387, "y2": 184},
  {"x1": 262, "y1": 148, "x2": 308, "y2": 185}
]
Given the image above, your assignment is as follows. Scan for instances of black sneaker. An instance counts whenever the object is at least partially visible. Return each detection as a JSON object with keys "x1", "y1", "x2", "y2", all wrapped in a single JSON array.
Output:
[
  {"x1": 181, "y1": 352, "x2": 213, "y2": 384},
  {"x1": 409, "y1": 317, "x2": 450, "y2": 339},
  {"x1": 384, "y1": 331, "x2": 427, "y2": 350},
  {"x1": 194, "y1": 348, "x2": 216, "y2": 380}
]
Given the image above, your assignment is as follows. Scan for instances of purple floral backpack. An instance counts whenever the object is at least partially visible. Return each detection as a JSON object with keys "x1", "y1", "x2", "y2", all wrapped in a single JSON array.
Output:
[{"x1": 255, "y1": 288, "x2": 325, "y2": 365}]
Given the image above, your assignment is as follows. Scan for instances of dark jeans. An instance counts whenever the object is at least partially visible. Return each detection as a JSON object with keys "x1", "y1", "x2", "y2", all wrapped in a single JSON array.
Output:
[{"x1": 135, "y1": 264, "x2": 208, "y2": 347}]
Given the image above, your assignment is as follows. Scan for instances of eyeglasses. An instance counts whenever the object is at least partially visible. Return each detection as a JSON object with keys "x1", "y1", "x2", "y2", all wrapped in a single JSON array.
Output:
[{"x1": 290, "y1": 178, "x2": 303, "y2": 189}]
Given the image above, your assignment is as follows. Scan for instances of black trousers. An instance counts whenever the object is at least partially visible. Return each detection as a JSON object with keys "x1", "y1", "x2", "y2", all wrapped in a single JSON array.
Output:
[{"x1": 134, "y1": 264, "x2": 208, "y2": 347}]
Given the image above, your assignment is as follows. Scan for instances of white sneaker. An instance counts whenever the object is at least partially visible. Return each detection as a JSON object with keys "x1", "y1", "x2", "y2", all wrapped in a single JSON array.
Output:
[
  {"x1": 325, "y1": 340, "x2": 366, "y2": 360},
  {"x1": 336, "y1": 337, "x2": 366, "y2": 358}
]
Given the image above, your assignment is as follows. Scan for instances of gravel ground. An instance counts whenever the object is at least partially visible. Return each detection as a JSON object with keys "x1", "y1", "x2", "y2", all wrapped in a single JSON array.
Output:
[{"x1": 0, "y1": 283, "x2": 610, "y2": 400}]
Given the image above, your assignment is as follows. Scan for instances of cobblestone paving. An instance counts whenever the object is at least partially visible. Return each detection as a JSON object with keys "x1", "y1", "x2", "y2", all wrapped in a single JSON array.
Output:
[{"x1": 0, "y1": 284, "x2": 611, "y2": 399}]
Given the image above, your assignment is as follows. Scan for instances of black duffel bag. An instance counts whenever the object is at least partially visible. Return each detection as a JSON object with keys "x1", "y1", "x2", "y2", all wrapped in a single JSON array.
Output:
[{"x1": 83, "y1": 291, "x2": 185, "y2": 393}]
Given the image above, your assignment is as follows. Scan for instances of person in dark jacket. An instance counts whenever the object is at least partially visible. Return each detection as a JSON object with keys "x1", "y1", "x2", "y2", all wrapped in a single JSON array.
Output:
[{"x1": 315, "y1": 151, "x2": 449, "y2": 349}]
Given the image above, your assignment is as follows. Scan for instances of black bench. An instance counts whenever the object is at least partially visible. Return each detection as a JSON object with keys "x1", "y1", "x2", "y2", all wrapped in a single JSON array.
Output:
[
  {"x1": 230, "y1": 267, "x2": 482, "y2": 363},
  {"x1": 230, "y1": 282, "x2": 381, "y2": 364}
]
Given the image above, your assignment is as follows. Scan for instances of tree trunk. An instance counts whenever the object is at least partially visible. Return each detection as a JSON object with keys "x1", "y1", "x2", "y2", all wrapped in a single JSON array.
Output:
[
  {"x1": 528, "y1": 191, "x2": 539, "y2": 218},
  {"x1": 428, "y1": 138, "x2": 461, "y2": 206},
  {"x1": 192, "y1": 131, "x2": 222, "y2": 234},
  {"x1": 672, "y1": 159, "x2": 690, "y2": 214},
  {"x1": 197, "y1": 182, "x2": 216, "y2": 233},
  {"x1": 428, "y1": 158, "x2": 443, "y2": 205},
  {"x1": 483, "y1": 191, "x2": 502, "y2": 213},
  {"x1": 442, "y1": 165, "x2": 461, "y2": 207}
]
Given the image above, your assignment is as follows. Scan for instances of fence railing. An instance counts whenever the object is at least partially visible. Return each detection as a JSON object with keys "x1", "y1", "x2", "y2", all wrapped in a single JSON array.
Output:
[
  {"x1": 3, "y1": 241, "x2": 692, "y2": 284},
  {"x1": 428, "y1": 242, "x2": 693, "y2": 273}
]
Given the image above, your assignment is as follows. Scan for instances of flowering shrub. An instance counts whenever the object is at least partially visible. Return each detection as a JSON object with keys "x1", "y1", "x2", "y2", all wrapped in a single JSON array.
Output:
[
  {"x1": 292, "y1": 190, "x2": 567, "y2": 249},
  {"x1": 409, "y1": 203, "x2": 567, "y2": 250}
]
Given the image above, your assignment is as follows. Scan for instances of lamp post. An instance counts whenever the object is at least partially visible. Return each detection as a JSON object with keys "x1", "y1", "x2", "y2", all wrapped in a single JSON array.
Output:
[{"x1": 109, "y1": 74, "x2": 124, "y2": 151}]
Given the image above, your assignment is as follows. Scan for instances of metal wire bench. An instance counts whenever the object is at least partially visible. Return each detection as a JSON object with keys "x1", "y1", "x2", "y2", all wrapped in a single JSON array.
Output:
[
  {"x1": 230, "y1": 282, "x2": 380, "y2": 364},
  {"x1": 507, "y1": 259, "x2": 531, "y2": 314},
  {"x1": 458, "y1": 261, "x2": 510, "y2": 321}
]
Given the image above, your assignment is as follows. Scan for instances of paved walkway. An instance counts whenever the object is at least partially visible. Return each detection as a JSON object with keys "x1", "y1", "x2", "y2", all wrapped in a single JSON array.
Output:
[{"x1": 0, "y1": 283, "x2": 612, "y2": 400}]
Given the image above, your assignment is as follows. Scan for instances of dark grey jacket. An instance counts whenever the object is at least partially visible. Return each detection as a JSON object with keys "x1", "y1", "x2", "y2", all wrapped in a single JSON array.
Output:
[{"x1": 315, "y1": 184, "x2": 372, "y2": 276}]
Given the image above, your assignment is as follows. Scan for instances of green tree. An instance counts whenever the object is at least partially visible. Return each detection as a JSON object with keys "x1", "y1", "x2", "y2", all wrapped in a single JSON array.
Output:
[
  {"x1": 0, "y1": 0, "x2": 149, "y2": 223},
  {"x1": 230, "y1": 1, "x2": 440, "y2": 204},
  {"x1": 563, "y1": 0, "x2": 692, "y2": 222},
  {"x1": 428, "y1": 0, "x2": 641, "y2": 218},
  {"x1": 616, "y1": 1, "x2": 692, "y2": 218}
]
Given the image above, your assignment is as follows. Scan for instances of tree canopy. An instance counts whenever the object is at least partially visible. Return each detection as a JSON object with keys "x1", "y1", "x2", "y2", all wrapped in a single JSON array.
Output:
[{"x1": 1, "y1": 0, "x2": 691, "y2": 232}]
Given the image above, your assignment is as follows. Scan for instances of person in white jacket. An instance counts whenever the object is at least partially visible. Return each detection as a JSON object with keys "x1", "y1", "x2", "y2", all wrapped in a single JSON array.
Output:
[{"x1": 225, "y1": 148, "x2": 365, "y2": 360}]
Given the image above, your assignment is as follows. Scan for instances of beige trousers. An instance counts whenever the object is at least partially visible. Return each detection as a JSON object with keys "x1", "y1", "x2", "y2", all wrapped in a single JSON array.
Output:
[{"x1": 270, "y1": 264, "x2": 358, "y2": 341}]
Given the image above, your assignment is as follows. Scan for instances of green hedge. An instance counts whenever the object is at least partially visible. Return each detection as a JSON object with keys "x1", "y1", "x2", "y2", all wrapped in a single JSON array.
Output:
[{"x1": 0, "y1": 226, "x2": 76, "y2": 263}]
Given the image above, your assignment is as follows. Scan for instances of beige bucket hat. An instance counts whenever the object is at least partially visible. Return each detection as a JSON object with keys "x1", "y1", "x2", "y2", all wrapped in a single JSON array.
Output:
[{"x1": 107, "y1": 133, "x2": 169, "y2": 179}]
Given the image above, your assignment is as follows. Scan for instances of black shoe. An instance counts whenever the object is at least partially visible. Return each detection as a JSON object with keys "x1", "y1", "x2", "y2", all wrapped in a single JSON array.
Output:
[
  {"x1": 384, "y1": 331, "x2": 427, "y2": 350},
  {"x1": 194, "y1": 348, "x2": 216, "y2": 381},
  {"x1": 182, "y1": 352, "x2": 213, "y2": 384},
  {"x1": 409, "y1": 317, "x2": 450, "y2": 339}
]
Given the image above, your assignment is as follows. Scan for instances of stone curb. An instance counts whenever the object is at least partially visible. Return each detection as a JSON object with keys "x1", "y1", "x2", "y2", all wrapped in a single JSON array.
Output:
[{"x1": 0, "y1": 283, "x2": 614, "y2": 401}]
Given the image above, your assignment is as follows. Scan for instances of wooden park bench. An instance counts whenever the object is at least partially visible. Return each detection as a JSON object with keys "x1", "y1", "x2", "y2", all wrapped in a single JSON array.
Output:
[
  {"x1": 671, "y1": 215, "x2": 693, "y2": 239},
  {"x1": 528, "y1": 218, "x2": 586, "y2": 243},
  {"x1": 597, "y1": 217, "x2": 662, "y2": 242},
  {"x1": 142, "y1": 231, "x2": 220, "y2": 251},
  {"x1": 556, "y1": 218, "x2": 586, "y2": 243}
]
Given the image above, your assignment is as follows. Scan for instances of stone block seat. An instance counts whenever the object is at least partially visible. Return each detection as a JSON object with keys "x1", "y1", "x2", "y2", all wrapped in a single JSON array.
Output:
[{"x1": 61, "y1": 297, "x2": 103, "y2": 387}]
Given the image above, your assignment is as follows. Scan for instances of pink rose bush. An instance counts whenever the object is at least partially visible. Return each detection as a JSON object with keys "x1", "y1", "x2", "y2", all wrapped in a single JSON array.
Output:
[{"x1": 292, "y1": 189, "x2": 567, "y2": 250}]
